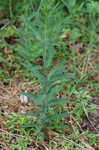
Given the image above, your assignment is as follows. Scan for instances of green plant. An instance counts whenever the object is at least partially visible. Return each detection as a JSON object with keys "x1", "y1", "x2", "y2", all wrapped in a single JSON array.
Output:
[
  {"x1": 16, "y1": 0, "x2": 74, "y2": 139},
  {"x1": 81, "y1": 0, "x2": 99, "y2": 47},
  {"x1": 0, "y1": 0, "x2": 98, "y2": 148},
  {"x1": 72, "y1": 88, "x2": 92, "y2": 123},
  {"x1": 88, "y1": 133, "x2": 99, "y2": 148},
  {"x1": 4, "y1": 113, "x2": 34, "y2": 150},
  {"x1": 21, "y1": 63, "x2": 73, "y2": 138},
  {"x1": 61, "y1": 0, "x2": 84, "y2": 15},
  {"x1": 0, "y1": 0, "x2": 35, "y2": 22}
]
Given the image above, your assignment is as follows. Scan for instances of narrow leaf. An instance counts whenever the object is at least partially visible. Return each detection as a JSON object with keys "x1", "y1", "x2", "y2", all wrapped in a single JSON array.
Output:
[
  {"x1": 47, "y1": 85, "x2": 64, "y2": 102},
  {"x1": 22, "y1": 123, "x2": 39, "y2": 128},
  {"x1": 48, "y1": 97, "x2": 71, "y2": 106},
  {"x1": 51, "y1": 73, "x2": 75, "y2": 82},
  {"x1": 34, "y1": 93, "x2": 46, "y2": 105},
  {"x1": 44, "y1": 46, "x2": 55, "y2": 68},
  {"x1": 61, "y1": 0, "x2": 71, "y2": 13},
  {"x1": 21, "y1": 63, "x2": 46, "y2": 87},
  {"x1": 48, "y1": 63, "x2": 65, "y2": 80},
  {"x1": 47, "y1": 73, "x2": 74, "y2": 88},
  {"x1": 21, "y1": 62, "x2": 42, "y2": 71},
  {"x1": 23, "y1": 112, "x2": 39, "y2": 118},
  {"x1": 20, "y1": 92, "x2": 37, "y2": 101},
  {"x1": 46, "y1": 113, "x2": 70, "y2": 122}
]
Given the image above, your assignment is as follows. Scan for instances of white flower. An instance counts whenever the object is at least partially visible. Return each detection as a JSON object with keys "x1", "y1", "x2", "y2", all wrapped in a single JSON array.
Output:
[{"x1": 20, "y1": 93, "x2": 28, "y2": 104}]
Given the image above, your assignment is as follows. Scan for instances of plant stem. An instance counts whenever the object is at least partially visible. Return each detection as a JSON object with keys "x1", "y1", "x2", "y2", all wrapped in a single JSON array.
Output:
[
  {"x1": 43, "y1": 74, "x2": 48, "y2": 120},
  {"x1": 9, "y1": 0, "x2": 13, "y2": 22}
]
